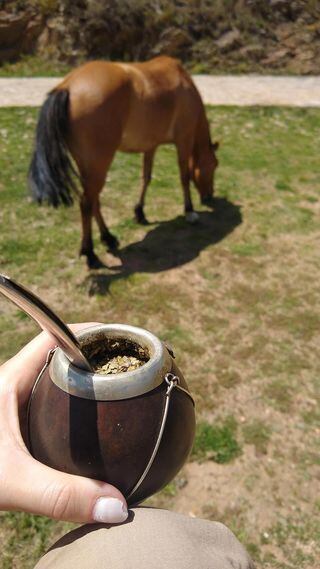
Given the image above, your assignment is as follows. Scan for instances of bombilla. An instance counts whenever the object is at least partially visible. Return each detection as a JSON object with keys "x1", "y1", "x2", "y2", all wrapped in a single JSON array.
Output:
[{"x1": 0, "y1": 274, "x2": 93, "y2": 372}]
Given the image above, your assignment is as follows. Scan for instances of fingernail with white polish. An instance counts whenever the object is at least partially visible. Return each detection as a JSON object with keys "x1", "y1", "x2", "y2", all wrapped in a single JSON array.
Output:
[{"x1": 93, "y1": 497, "x2": 128, "y2": 524}]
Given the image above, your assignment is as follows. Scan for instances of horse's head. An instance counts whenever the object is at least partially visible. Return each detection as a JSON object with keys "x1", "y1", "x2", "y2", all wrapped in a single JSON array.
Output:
[{"x1": 191, "y1": 141, "x2": 219, "y2": 204}]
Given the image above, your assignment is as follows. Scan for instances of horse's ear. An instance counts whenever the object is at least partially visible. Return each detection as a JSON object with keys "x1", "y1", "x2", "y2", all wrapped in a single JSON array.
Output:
[{"x1": 212, "y1": 141, "x2": 220, "y2": 151}]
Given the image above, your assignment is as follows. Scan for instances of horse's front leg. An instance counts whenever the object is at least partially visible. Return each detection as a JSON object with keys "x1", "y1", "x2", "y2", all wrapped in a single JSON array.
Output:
[
  {"x1": 134, "y1": 149, "x2": 156, "y2": 224},
  {"x1": 177, "y1": 145, "x2": 199, "y2": 224}
]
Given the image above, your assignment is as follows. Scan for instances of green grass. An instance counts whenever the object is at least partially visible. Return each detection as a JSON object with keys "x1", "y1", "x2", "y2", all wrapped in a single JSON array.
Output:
[
  {"x1": 0, "y1": 106, "x2": 319, "y2": 567},
  {"x1": 0, "y1": 54, "x2": 71, "y2": 77},
  {"x1": 192, "y1": 418, "x2": 241, "y2": 463},
  {"x1": 0, "y1": 512, "x2": 73, "y2": 569}
]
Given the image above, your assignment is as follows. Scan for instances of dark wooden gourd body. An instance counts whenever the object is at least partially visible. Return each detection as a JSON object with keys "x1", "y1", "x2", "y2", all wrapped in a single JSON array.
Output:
[{"x1": 27, "y1": 362, "x2": 195, "y2": 505}]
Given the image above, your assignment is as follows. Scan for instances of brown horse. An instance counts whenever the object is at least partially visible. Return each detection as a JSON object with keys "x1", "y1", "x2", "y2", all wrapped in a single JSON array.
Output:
[{"x1": 29, "y1": 56, "x2": 219, "y2": 268}]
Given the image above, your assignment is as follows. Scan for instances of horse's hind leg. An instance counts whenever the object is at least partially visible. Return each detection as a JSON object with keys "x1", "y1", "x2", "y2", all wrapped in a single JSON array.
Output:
[
  {"x1": 134, "y1": 149, "x2": 156, "y2": 224},
  {"x1": 80, "y1": 170, "x2": 118, "y2": 269},
  {"x1": 93, "y1": 195, "x2": 119, "y2": 250},
  {"x1": 79, "y1": 192, "x2": 103, "y2": 269}
]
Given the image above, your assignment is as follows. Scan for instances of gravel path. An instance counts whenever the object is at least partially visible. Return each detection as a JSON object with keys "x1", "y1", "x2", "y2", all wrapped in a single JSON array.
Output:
[{"x1": 0, "y1": 75, "x2": 319, "y2": 107}]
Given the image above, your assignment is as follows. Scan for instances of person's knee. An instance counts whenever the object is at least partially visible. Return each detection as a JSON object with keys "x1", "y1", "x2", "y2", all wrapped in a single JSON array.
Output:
[{"x1": 35, "y1": 508, "x2": 255, "y2": 569}]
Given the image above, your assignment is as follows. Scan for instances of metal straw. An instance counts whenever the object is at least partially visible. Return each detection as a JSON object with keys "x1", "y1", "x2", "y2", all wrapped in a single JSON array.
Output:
[{"x1": 0, "y1": 274, "x2": 92, "y2": 372}]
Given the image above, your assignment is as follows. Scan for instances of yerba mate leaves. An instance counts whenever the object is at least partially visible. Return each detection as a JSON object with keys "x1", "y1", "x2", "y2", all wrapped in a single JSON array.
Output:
[{"x1": 95, "y1": 354, "x2": 145, "y2": 375}]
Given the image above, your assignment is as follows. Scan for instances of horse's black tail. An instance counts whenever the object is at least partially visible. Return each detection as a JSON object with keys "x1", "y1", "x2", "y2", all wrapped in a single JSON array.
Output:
[{"x1": 28, "y1": 89, "x2": 78, "y2": 207}]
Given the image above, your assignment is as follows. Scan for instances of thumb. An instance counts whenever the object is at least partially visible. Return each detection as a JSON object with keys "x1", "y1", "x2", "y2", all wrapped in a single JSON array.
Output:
[{"x1": 6, "y1": 451, "x2": 128, "y2": 524}]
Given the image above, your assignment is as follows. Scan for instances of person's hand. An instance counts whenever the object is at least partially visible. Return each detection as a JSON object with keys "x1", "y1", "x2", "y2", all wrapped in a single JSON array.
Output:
[{"x1": 0, "y1": 323, "x2": 128, "y2": 524}]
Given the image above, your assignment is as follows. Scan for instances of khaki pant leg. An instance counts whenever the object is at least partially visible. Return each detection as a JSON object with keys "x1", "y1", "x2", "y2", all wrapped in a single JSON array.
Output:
[{"x1": 35, "y1": 507, "x2": 255, "y2": 569}]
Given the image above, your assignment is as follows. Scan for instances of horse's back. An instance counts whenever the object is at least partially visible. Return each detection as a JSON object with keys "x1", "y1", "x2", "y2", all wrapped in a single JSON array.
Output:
[
  {"x1": 125, "y1": 56, "x2": 192, "y2": 91},
  {"x1": 57, "y1": 57, "x2": 202, "y2": 155},
  {"x1": 117, "y1": 57, "x2": 201, "y2": 151}
]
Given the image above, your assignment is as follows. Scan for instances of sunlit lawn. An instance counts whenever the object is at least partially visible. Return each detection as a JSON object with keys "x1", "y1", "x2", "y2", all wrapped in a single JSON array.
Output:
[{"x1": 0, "y1": 106, "x2": 319, "y2": 568}]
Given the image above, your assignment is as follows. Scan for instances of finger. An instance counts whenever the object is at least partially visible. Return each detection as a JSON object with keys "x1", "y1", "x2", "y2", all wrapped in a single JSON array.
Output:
[
  {"x1": 4, "y1": 450, "x2": 128, "y2": 524},
  {"x1": 1, "y1": 322, "x2": 101, "y2": 402}
]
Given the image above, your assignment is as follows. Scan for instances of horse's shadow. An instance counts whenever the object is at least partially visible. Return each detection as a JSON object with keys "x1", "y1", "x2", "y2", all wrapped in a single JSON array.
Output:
[{"x1": 85, "y1": 197, "x2": 242, "y2": 295}]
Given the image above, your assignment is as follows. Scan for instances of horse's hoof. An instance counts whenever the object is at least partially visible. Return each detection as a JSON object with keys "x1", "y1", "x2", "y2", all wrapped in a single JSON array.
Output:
[
  {"x1": 102, "y1": 233, "x2": 119, "y2": 250},
  {"x1": 136, "y1": 216, "x2": 149, "y2": 226},
  {"x1": 87, "y1": 254, "x2": 105, "y2": 270},
  {"x1": 186, "y1": 211, "x2": 200, "y2": 224},
  {"x1": 107, "y1": 237, "x2": 119, "y2": 251},
  {"x1": 201, "y1": 195, "x2": 215, "y2": 207},
  {"x1": 134, "y1": 204, "x2": 148, "y2": 225}
]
